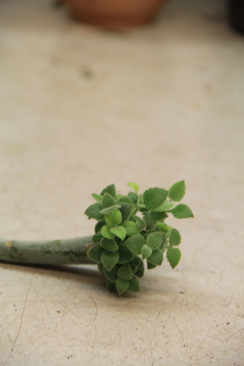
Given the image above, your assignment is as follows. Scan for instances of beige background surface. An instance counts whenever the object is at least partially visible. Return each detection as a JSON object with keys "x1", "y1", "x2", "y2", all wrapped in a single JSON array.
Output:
[{"x1": 1, "y1": 0, "x2": 244, "y2": 365}]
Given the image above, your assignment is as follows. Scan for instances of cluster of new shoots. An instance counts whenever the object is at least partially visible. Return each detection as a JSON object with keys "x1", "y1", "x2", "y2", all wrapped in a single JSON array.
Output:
[{"x1": 85, "y1": 181, "x2": 193, "y2": 295}]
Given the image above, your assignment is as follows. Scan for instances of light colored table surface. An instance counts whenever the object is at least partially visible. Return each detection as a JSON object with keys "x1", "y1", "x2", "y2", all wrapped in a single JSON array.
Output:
[{"x1": 1, "y1": 0, "x2": 244, "y2": 365}]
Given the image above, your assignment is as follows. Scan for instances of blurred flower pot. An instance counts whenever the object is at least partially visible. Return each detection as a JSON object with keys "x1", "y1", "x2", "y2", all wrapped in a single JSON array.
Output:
[{"x1": 65, "y1": 0, "x2": 168, "y2": 28}]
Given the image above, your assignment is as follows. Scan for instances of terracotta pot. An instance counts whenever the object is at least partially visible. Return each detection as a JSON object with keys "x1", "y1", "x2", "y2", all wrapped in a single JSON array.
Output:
[{"x1": 65, "y1": 0, "x2": 167, "y2": 28}]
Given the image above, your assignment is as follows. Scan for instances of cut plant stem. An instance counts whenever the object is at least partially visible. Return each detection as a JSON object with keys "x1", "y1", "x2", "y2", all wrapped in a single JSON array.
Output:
[{"x1": 0, "y1": 236, "x2": 96, "y2": 265}]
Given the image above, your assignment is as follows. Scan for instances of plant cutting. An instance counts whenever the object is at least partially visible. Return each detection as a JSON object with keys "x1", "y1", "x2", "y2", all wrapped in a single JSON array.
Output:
[{"x1": 0, "y1": 181, "x2": 193, "y2": 295}]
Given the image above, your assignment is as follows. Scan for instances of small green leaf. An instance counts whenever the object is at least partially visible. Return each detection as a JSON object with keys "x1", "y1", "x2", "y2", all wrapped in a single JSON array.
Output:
[
  {"x1": 127, "y1": 276, "x2": 140, "y2": 293},
  {"x1": 95, "y1": 220, "x2": 105, "y2": 234},
  {"x1": 147, "y1": 261, "x2": 157, "y2": 270},
  {"x1": 116, "y1": 278, "x2": 130, "y2": 295},
  {"x1": 85, "y1": 203, "x2": 104, "y2": 220},
  {"x1": 147, "y1": 249, "x2": 163, "y2": 266},
  {"x1": 143, "y1": 213, "x2": 156, "y2": 231},
  {"x1": 101, "y1": 193, "x2": 116, "y2": 209},
  {"x1": 105, "y1": 210, "x2": 122, "y2": 227},
  {"x1": 92, "y1": 233, "x2": 102, "y2": 243},
  {"x1": 130, "y1": 255, "x2": 142, "y2": 268},
  {"x1": 127, "y1": 182, "x2": 139, "y2": 194},
  {"x1": 146, "y1": 232, "x2": 162, "y2": 249},
  {"x1": 166, "y1": 248, "x2": 181, "y2": 268},
  {"x1": 169, "y1": 229, "x2": 181, "y2": 246},
  {"x1": 119, "y1": 203, "x2": 133, "y2": 222},
  {"x1": 117, "y1": 196, "x2": 134, "y2": 204},
  {"x1": 100, "y1": 184, "x2": 116, "y2": 198},
  {"x1": 117, "y1": 263, "x2": 133, "y2": 281},
  {"x1": 116, "y1": 194, "x2": 124, "y2": 200},
  {"x1": 141, "y1": 244, "x2": 152, "y2": 259},
  {"x1": 133, "y1": 216, "x2": 146, "y2": 231},
  {"x1": 87, "y1": 244, "x2": 103, "y2": 263},
  {"x1": 168, "y1": 180, "x2": 186, "y2": 202},
  {"x1": 156, "y1": 222, "x2": 168, "y2": 233},
  {"x1": 154, "y1": 201, "x2": 175, "y2": 212},
  {"x1": 100, "y1": 238, "x2": 118, "y2": 252},
  {"x1": 122, "y1": 221, "x2": 139, "y2": 236},
  {"x1": 117, "y1": 244, "x2": 134, "y2": 264},
  {"x1": 110, "y1": 226, "x2": 126, "y2": 241},
  {"x1": 135, "y1": 262, "x2": 144, "y2": 277},
  {"x1": 92, "y1": 193, "x2": 103, "y2": 203},
  {"x1": 101, "y1": 225, "x2": 115, "y2": 239},
  {"x1": 101, "y1": 205, "x2": 121, "y2": 216},
  {"x1": 106, "y1": 280, "x2": 116, "y2": 292},
  {"x1": 104, "y1": 266, "x2": 119, "y2": 283},
  {"x1": 168, "y1": 204, "x2": 194, "y2": 219},
  {"x1": 97, "y1": 263, "x2": 104, "y2": 273},
  {"x1": 159, "y1": 232, "x2": 167, "y2": 250},
  {"x1": 101, "y1": 251, "x2": 119, "y2": 271},
  {"x1": 149, "y1": 211, "x2": 168, "y2": 222},
  {"x1": 128, "y1": 192, "x2": 138, "y2": 204},
  {"x1": 166, "y1": 225, "x2": 172, "y2": 238},
  {"x1": 143, "y1": 187, "x2": 168, "y2": 210},
  {"x1": 125, "y1": 234, "x2": 145, "y2": 255}
]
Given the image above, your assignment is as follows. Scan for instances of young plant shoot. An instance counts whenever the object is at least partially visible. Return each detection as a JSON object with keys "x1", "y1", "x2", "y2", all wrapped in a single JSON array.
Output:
[
  {"x1": 85, "y1": 181, "x2": 193, "y2": 295},
  {"x1": 0, "y1": 181, "x2": 193, "y2": 295}
]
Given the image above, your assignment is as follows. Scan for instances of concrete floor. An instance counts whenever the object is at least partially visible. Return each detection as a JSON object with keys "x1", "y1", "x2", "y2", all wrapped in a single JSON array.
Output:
[{"x1": 1, "y1": 0, "x2": 244, "y2": 365}]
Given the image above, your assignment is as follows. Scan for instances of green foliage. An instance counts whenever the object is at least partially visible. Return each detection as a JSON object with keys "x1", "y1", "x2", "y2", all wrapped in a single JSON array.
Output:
[
  {"x1": 86, "y1": 181, "x2": 193, "y2": 295},
  {"x1": 166, "y1": 248, "x2": 181, "y2": 268}
]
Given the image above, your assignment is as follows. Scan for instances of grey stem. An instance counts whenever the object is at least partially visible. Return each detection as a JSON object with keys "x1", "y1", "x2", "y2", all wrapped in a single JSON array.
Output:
[{"x1": 0, "y1": 236, "x2": 96, "y2": 265}]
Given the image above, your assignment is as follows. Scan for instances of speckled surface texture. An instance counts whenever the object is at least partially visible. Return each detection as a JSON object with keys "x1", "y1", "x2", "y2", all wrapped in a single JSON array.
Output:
[{"x1": 1, "y1": 0, "x2": 244, "y2": 365}]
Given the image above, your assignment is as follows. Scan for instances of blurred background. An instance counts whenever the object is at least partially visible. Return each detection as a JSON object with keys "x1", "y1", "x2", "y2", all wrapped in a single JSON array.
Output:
[{"x1": 1, "y1": 1, "x2": 244, "y2": 365}]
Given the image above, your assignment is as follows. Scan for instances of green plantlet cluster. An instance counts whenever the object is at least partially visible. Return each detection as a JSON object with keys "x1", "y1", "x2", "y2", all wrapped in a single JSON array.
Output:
[{"x1": 85, "y1": 181, "x2": 193, "y2": 295}]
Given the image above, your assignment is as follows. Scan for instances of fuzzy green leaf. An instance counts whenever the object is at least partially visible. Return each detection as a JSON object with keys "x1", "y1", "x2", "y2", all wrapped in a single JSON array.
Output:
[
  {"x1": 116, "y1": 278, "x2": 130, "y2": 295},
  {"x1": 117, "y1": 244, "x2": 134, "y2": 264},
  {"x1": 119, "y1": 203, "x2": 133, "y2": 222},
  {"x1": 143, "y1": 187, "x2": 168, "y2": 210},
  {"x1": 166, "y1": 248, "x2": 181, "y2": 268},
  {"x1": 122, "y1": 221, "x2": 139, "y2": 236},
  {"x1": 127, "y1": 182, "x2": 139, "y2": 194},
  {"x1": 92, "y1": 193, "x2": 103, "y2": 203},
  {"x1": 127, "y1": 276, "x2": 140, "y2": 293},
  {"x1": 92, "y1": 233, "x2": 102, "y2": 243},
  {"x1": 147, "y1": 261, "x2": 157, "y2": 269},
  {"x1": 130, "y1": 255, "x2": 142, "y2": 268},
  {"x1": 168, "y1": 180, "x2": 186, "y2": 202},
  {"x1": 141, "y1": 244, "x2": 152, "y2": 259},
  {"x1": 117, "y1": 263, "x2": 133, "y2": 281},
  {"x1": 154, "y1": 201, "x2": 175, "y2": 212},
  {"x1": 100, "y1": 238, "x2": 118, "y2": 252},
  {"x1": 95, "y1": 220, "x2": 105, "y2": 234},
  {"x1": 146, "y1": 232, "x2": 162, "y2": 249},
  {"x1": 169, "y1": 228, "x2": 181, "y2": 246},
  {"x1": 149, "y1": 211, "x2": 168, "y2": 222},
  {"x1": 147, "y1": 249, "x2": 163, "y2": 266},
  {"x1": 135, "y1": 262, "x2": 144, "y2": 277},
  {"x1": 101, "y1": 251, "x2": 119, "y2": 272},
  {"x1": 101, "y1": 225, "x2": 115, "y2": 239},
  {"x1": 159, "y1": 232, "x2": 167, "y2": 250},
  {"x1": 85, "y1": 203, "x2": 104, "y2": 220},
  {"x1": 156, "y1": 222, "x2": 168, "y2": 233},
  {"x1": 105, "y1": 210, "x2": 122, "y2": 227},
  {"x1": 104, "y1": 266, "x2": 119, "y2": 283},
  {"x1": 117, "y1": 196, "x2": 134, "y2": 204},
  {"x1": 100, "y1": 184, "x2": 116, "y2": 198},
  {"x1": 133, "y1": 216, "x2": 146, "y2": 231},
  {"x1": 168, "y1": 204, "x2": 194, "y2": 219},
  {"x1": 128, "y1": 191, "x2": 138, "y2": 204},
  {"x1": 143, "y1": 213, "x2": 156, "y2": 231},
  {"x1": 101, "y1": 205, "x2": 121, "y2": 216},
  {"x1": 125, "y1": 234, "x2": 145, "y2": 255},
  {"x1": 106, "y1": 280, "x2": 116, "y2": 292},
  {"x1": 87, "y1": 244, "x2": 103, "y2": 263},
  {"x1": 110, "y1": 226, "x2": 126, "y2": 241},
  {"x1": 101, "y1": 193, "x2": 116, "y2": 209}
]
